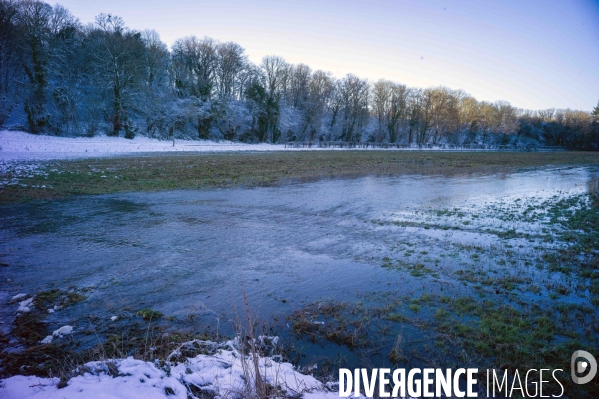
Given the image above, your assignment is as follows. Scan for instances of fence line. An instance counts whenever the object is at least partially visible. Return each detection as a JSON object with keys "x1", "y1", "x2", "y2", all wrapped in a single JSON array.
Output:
[{"x1": 284, "y1": 141, "x2": 565, "y2": 151}]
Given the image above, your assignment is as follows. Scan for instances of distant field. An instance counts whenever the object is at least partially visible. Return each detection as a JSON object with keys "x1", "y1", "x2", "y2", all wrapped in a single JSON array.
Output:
[{"x1": 1, "y1": 151, "x2": 598, "y2": 204}]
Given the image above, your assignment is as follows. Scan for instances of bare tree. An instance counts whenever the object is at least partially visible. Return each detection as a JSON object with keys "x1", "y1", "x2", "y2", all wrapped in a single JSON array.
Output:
[
  {"x1": 171, "y1": 36, "x2": 217, "y2": 100},
  {"x1": 414, "y1": 88, "x2": 434, "y2": 145},
  {"x1": 15, "y1": 0, "x2": 53, "y2": 132},
  {"x1": 0, "y1": 0, "x2": 21, "y2": 126},
  {"x1": 89, "y1": 13, "x2": 147, "y2": 137},
  {"x1": 537, "y1": 108, "x2": 555, "y2": 122},
  {"x1": 215, "y1": 41, "x2": 246, "y2": 100},
  {"x1": 136, "y1": 30, "x2": 172, "y2": 136},
  {"x1": 141, "y1": 30, "x2": 169, "y2": 90},
  {"x1": 429, "y1": 87, "x2": 460, "y2": 144},
  {"x1": 260, "y1": 55, "x2": 288, "y2": 97},
  {"x1": 256, "y1": 55, "x2": 288, "y2": 142},
  {"x1": 458, "y1": 95, "x2": 480, "y2": 134},
  {"x1": 388, "y1": 83, "x2": 409, "y2": 143},
  {"x1": 334, "y1": 74, "x2": 369, "y2": 141},
  {"x1": 495, "y1": 100, "x2": 518, "y2": 137},
  {"x1": 305, "y1": 69, "x2": 334, "y2": 140},
  {"x1": 45, "y1": 4, "x2": 80, "y2": 134},
  {"x1": 371, "y1": 80, "x2": 411, "y2": 143},
  {"x1": 288, "y1": 63, "x2": 311, "y2": 108},
  {"x1": 371, "y1": 80, "x2": 391, "y2": 142}
]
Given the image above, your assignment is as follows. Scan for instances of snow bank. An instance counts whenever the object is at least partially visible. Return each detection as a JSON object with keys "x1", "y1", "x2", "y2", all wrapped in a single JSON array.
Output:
[
  {"x1": 0, "y1": 130, "x2": 289, "y2": 163},
  {"x1": 0, "y1": 339, "x2": 342, "y2": 399}
]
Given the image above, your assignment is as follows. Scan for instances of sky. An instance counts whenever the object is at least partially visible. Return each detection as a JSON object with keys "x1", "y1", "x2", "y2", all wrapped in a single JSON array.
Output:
[{"x1": 55, "y1": 0, "x2": 599, "y2": 111}]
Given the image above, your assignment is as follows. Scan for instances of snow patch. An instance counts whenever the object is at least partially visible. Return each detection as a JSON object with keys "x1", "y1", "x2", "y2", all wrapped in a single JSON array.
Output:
[
  {"x1": 0, "y1": 130, "x2": 288, "y2": 164},
  {"x1": 40, "y1": 335, "x2": 53, "y2": 344},
  {"x1": 17, "y1": 298, "x2": 33, "y2": 314},
  {"x1": 52, "y1": 325, "x2": 73, "y2": 337},
  {"x1": 10, "y1": 293, "x2": 28, "y2": 302},
  {"x1": 0, "y1": 339, "x2": 341, "y2": 399}
]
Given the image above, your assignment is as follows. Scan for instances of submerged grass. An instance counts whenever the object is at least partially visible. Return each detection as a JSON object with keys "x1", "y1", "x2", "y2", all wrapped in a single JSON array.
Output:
[
  {"x1": 2, "y1": 290, "x2": 298, "y2": 399},
  {"x1": 2, "y1": 151, "x2": 598, "y2": 396},
  {"x1": 287, "y1": 189, "x2": 599, "y2": 396},
  {"x1": 136, "y1": 308, "x2": 164, "y2": 320},
  {"x1": 34, "y1": 289, "x2": 87, "y2": 310},
  {"x1": 8, "y1": 289, "x2": 89, "y2": 347},
  {"x1": 1, "y1": 151, "x2": 598, "y2": 204},
  {"x1": 0, "y1": 322, "x2": 217, "y2": 381},
  {"x1": 289, "y1": 292, "x2": 599, "y2": 398}
]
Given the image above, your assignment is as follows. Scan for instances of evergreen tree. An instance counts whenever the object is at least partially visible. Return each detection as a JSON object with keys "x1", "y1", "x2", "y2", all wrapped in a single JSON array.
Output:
[{"x1": 592, "y1": 101, "x2": 599, "y2": 123}]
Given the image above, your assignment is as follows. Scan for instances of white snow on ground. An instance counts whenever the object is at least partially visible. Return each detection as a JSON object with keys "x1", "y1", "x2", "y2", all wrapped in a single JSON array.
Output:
[
  {"x1": 16, "y1": 298, "x2": 33, "y2": 314},
  {"x1": 40, "y1": 335, "x2": 53, "y2": 344},
  {"x1": 0, "y1": 339, "x2": 347, "y2": 399},
  {"x1": 39, "y1": 325, "x2": 75, "y2": 344},
  {"x1": 10, "y1": 293, "x2": 27, "y2": 302},
  {"x1": 0, "y1": 130, "x2": 289, "y2": 163},
  {"x1": 0, "y1": 130, "x2": 432, "y2": 166},
  {"x1": 0, "y1": 130, "x2": 302, "y2": 187},
  {"x1": 52, "y1": 325, "x2": 73, "y2": 337}
]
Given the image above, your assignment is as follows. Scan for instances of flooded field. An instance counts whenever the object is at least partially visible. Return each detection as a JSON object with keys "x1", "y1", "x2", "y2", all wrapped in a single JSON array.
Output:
[{"x1": 1, "y1": 165, "x2": 598, "y2": 396}]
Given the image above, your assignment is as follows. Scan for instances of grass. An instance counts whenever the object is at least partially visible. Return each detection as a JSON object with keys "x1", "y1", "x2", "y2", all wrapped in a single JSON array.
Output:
[
  {"x1": 137, "y1": 308, "x2": 164, "y2": 320},
  {"x1": 380, "y1": 189, "x2": 599, "y2": 303},
  {"x1": 34, "y1": 289, "x2": 87, "y2": 310},
  {"x1": 288, "y1": 191, "x2": 599, "y2": 396},
  {"x1": 3, "y1": 290, "x2": 301, "y2": 399},
  {"x1": 2, "y1": 151, "x2": 598, "y2": 204},
  {"x1": 0, "y1": 322, "x2": 218, "y2": 386},
  {"x1": 2, "y1": 150, "x2": 598, "y2": 396},
  {"x1": 7, "y1": 289, "x2": 88, "y2": 348},
  {"x1": 289, "y1": 292, "x2": 599, "y2": 398}
]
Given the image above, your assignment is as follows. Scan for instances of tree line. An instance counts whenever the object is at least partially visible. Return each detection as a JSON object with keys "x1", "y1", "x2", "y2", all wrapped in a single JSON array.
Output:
[{"x1": 1, "y1": 0, "x2": 598, "y2": 149}]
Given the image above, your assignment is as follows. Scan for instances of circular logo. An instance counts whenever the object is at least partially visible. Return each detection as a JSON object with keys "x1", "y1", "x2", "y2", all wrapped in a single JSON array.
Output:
[{"x1": 571, "y1": 350, "x2": 597, "y2": 385}]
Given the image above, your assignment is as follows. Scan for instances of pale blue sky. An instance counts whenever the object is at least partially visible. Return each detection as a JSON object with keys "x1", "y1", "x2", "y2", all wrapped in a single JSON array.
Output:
[{"x1": 56, "y1": 0, "x2": 599, "y2": 111}]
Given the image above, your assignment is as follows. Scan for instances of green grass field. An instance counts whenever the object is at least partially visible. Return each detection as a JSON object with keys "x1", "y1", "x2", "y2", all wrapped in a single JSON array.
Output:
[{"x1": 2, "y1": 151, "x2": 598, "y2": 204}]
